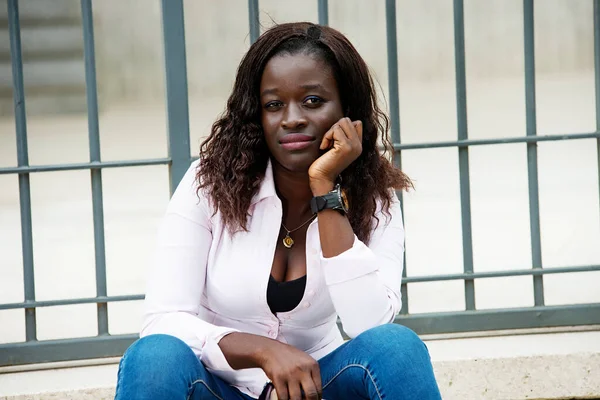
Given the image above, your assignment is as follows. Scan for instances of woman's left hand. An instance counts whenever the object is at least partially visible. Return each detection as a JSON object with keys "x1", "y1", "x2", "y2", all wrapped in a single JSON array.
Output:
[{"x1": 308, "y1": 117, "x2": 363, "y2": 194}]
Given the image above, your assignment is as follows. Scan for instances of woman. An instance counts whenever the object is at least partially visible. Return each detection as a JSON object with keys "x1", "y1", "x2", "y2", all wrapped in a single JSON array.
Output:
[{"x1": 115, "y1": 22, "x2": 441, "y2": 400}]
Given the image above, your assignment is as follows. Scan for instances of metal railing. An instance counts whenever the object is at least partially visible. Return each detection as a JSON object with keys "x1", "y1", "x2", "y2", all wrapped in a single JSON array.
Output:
[{"x1": 0, "y1": 0, "x2": 599, "y2": 367}]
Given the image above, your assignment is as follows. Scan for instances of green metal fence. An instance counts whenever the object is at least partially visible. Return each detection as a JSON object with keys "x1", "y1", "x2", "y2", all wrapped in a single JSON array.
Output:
[{"x1": 1, "y1": 0, "x2": 599, "y2": 367}]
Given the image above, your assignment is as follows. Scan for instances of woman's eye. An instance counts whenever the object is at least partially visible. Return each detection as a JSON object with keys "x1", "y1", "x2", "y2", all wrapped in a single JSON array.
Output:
[
  {"x1": 304, "y1": 96, "x2": 323, "y2": 107},
  {"x1": 265, "y1": 101, "x2": 282, "y2": 110}
]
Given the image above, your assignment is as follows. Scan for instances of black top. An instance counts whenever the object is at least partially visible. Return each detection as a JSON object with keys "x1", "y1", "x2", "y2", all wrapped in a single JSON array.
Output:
[{"x1": 267, "y1": 274, "x2": 307, "y2": 314}]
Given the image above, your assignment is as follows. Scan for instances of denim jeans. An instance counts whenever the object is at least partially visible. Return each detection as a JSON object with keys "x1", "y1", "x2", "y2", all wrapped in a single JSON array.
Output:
[{"x1": 114, "y1": 324, "x2": 442, "y2": 399}]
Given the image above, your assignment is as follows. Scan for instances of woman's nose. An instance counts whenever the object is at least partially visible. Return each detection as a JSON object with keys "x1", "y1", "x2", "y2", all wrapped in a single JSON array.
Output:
[{"x1": 281, "y1": 104, "x2": 308, "y2": 130}]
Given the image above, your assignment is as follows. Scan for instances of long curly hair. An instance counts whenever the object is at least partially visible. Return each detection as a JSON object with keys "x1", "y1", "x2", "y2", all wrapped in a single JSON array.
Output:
[{"x1": 197, "y1": 22, "x2": 412, "y2": 244}]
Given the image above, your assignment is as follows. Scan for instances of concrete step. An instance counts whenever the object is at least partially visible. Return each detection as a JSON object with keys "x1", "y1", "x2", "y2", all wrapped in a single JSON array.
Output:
[
  {"x1": 0, "y1": 57, "x2": 87, "y2": 115},
  {"x1": 0, "y1": 25, "x2": 83, "y2": 61},
  {"x1": 1, "y1": 353, "x2": 599, "y2": 400},
  {"x1": 0, "y1": 0, "x2": 80, "y2": 25},
  {"x1": 0, "y1": 0, "x2": 85, "y2": 116},
  {"x1": 0, "y1": 91, "x2": 87, "y2": 116},
  {"x1": 0, "y1": 59, "x2": 85, "y2": 89}
]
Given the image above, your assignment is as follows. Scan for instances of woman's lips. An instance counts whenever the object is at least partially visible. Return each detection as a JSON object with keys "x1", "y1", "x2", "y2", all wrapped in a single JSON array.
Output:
[{"x1": 279, "y1": 134, "x2": 315, "y2": 151}]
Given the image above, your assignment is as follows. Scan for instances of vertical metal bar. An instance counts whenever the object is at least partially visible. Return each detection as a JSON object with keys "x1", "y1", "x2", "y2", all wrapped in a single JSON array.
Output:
[
  {"x1": 161, "y1": 0, "x2": 191, "y2": 193},
  {"x1": 523, "y1": 0, "x2": 544, "y2": 306},
  {"x1": 81, "y1": 0, "x2": 109, "y2": 335},
  {"x1": 318, "y1": 0, "x2": 329, "y2": 26},
  {"x1": 248, "y1": 0, "x2": 260, "y2": 44},
  {"x1": 453, "y1": 0, "x2": 476, "y2": 310},
  {"x1": 385, "y1": 0, "x2": 408, "y2": 314},
  {"x1": 594, "y1": 0, "x2": 600, "y2": 224},
  {"x1": 8, "y1": 0, "x2": 37, "y2": 342},
  {"x1": 386, "y1": 0, "x2": 400, "y2": 148}
]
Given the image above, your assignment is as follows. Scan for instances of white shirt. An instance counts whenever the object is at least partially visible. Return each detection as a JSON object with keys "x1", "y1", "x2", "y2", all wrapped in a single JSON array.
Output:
[{"x1": 141, "y1": 160, "x2": 405, "y2": 398}]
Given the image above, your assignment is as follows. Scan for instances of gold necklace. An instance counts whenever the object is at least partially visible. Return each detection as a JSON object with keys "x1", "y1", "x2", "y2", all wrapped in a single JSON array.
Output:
[{"x1": 281, "y1": 214, "x2": 316, "y2": 249}]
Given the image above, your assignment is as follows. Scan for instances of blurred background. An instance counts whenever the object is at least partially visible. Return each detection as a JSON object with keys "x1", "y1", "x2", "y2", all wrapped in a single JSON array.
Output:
[{"x1": 0, "y1": 0, "x2": 599, "y2": 398}]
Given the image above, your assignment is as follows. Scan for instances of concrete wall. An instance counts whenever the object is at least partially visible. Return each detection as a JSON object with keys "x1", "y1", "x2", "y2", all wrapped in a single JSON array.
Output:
[{"x1": 91, "y1": 0, "x2": 595, "y2": 106}]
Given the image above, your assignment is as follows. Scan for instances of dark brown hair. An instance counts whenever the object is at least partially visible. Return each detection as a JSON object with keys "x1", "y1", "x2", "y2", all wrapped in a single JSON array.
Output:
[{"x1": 197, "y1": 22, "x2": 411, "y2": 243}]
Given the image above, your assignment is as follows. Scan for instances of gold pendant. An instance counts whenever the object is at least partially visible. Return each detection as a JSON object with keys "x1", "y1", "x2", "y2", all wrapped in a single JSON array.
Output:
[{"x1": 282, "y1": 233, "x2": 294, "y2": 248}]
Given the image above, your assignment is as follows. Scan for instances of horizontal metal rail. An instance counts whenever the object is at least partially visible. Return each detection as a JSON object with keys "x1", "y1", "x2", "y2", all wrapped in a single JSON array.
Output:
[
  {"x1": 0, "y1": 334, "x2": 138, "y2": 366},
  {"x1": 0, "y1": 294, "x2": 145, "y2": 311},
  {"x1": 393, "y1": 131, "x2": 600, "y2": 151},
  {"x1": 1, "y1": 264, "x2": 598, "y2": 311},
  {"x1": 0, "y1": 132, "x2": 596, "y2": 176},
  {"x1": 396, "y1": 303, "x2": 600, "y2": 335},
  {"x1": 3, "y1": 303, "x2": 600, "y2": 367},
  {"x1": 402, "y1": 264, "x2": 600, "y2": 283},
  {"x1": 0, "y1": 158, "x2": 172, "y2": 175}
]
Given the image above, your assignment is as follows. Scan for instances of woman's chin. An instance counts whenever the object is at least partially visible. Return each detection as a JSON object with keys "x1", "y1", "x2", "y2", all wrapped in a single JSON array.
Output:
[
  {"x1": 272, "y1": 153, "x2": 318, "y2": 174},
  {"x1": 274, "y1": 160, "x2": 314, "y2": 175}
]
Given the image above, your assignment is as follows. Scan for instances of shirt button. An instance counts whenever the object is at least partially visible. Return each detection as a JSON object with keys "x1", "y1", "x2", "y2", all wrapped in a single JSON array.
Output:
[
  {"x1": 303, "y1": 302, "x2": 311, "y2": 309},
  {"x1": 307, "y1": 289, "x2": 315, "y2": 296}
]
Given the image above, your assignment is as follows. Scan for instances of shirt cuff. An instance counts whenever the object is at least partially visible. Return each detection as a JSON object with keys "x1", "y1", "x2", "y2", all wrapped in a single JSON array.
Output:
[
  {"x1": 320, "y1": 235, "x2": 378, "y2": 285},
  {"x1": 200, "y1": 326, "x2": 239, "y2": 372}
]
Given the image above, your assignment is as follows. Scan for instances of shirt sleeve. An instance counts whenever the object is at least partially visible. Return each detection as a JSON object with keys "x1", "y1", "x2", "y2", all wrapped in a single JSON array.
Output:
[
  {"x1": 140, "y1": 160, "x2": 238, "y2": 374},
  {"x1": 320, "y1": 191, "x2": 405, "y2": 338}
]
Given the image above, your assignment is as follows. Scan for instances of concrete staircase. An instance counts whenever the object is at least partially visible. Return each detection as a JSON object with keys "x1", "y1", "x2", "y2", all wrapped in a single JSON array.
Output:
[
  {"x1": 1, "y1": 353, "x2": 600, "y2": 399},
  {"x1": 0, "y1": 0, "x2": 87, "y2": 116}
]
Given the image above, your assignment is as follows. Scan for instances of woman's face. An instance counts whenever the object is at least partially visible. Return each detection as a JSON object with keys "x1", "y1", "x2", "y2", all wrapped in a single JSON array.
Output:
[{"x1": 260, "y1": 52, "x2": 344, "y2": 173}]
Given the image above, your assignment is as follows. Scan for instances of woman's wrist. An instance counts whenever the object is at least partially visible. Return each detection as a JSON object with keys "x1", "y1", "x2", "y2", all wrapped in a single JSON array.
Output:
[{"x1": 309, "y1": 178, "x2": 335, "y2": 196}]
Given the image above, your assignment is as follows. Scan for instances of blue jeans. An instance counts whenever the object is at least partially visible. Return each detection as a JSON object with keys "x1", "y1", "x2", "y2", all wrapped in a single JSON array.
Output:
[{"x1": 114, "y1": 324, "x2": 441, "y2": 399}]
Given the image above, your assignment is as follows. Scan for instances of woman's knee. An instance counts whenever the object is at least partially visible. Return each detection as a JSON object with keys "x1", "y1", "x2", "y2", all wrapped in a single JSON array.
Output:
[
  {"x1": 323, "y1": 325, "x2": 439, "y2": 399},
  {"x1": 121, "y1": 334, "x2": 200, "y2": 373},
  {"x1": 354, "y1": 324, "x2": 429, "y2": 361},
  {"x1": 116, "y1": 335, "x2": 205, "y2": 399}
]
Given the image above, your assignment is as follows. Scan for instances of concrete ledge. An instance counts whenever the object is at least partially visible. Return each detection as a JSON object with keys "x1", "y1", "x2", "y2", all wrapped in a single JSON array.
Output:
[
  {"x1": 1, "y1": 353, "x2": 599, "y2": 400},
  {"x1": 434, "y1": 352, "x2": 600, "y2": 400},
  {"x1": 0, "y1": 388, "x2": 115, "y2": 400}
]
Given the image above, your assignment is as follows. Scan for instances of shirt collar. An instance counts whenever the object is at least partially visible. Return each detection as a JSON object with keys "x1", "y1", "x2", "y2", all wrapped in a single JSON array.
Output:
[{"x1": 251, "y1": 159, "x2": 277, "y2": 205}]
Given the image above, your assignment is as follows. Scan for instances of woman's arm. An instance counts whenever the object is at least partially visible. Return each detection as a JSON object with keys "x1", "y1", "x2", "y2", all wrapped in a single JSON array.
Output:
[
  {"x1": 142, "y1": 161, "x2": 240, "y2": 373},
  {"x1": 309, "y1": 118, "x2": 404, "y2": 338},
  {"x1": 219, "y1": 332, "x2": 323, "y2": 400},
  {"x1": 317, "y1": 196, "x2": 404, "y2": 338}
]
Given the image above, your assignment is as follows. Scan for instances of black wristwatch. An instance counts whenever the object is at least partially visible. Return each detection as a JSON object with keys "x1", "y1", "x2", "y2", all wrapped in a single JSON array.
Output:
[{"x1": 310, "y1": 184, "x2": 349, "y2": 215}]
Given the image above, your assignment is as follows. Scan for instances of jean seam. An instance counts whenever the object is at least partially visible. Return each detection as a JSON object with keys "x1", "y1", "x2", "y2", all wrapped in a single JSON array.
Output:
[
  {"x1": 114, "y1": 351, "x2": 128, "y2": 398},
  {"x1": 187, "y1": 379, "x2": 225, "y2": 400},
  {"x1": 322, "y1": 363, "x2": 383, "y2": 400}
]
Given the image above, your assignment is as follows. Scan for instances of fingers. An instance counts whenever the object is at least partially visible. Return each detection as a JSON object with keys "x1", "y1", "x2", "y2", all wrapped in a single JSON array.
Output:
[
  {"x1": 273, "y1": 378, "x2": 289, "y2": 400},
  {"x1": 300, "y1": 375, "x2": 320, "y2": 400},
  {"x1": 336, "y1": 117, "x2": 353, "y2": 141},
  {"x1": 320, "y1": 121, "x2": 351, "y2": 150},
  {"x1": 338, "y1": 117, "x2": 363, "y2": 144},
  {"x1": 288, "y1": 381, "x2": 303, "y2": 400},
  {"x1": 334, "y1": 118, "x2": 362, "y2": 158},
  {"x1": 319, "y1": 127, "x2": 335, "y2": 150},
  {"x1": 311, "y1": 364, "x2": 323, "y2": 399},
  {"x1": 272, "y1": 369, "x2": 321, "y2": 400},
  {"x1": 354, "y1": 120, "x2": 363, "y2": 143}
]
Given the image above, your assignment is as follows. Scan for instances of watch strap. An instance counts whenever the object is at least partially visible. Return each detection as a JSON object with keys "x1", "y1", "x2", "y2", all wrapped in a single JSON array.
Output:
[{"x1": 310, "y1": 187, "x2": 345, "y2": 214}]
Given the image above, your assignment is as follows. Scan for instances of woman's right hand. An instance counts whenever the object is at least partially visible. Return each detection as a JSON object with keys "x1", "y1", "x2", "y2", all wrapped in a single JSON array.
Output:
[
  {"x1": 257, "y1": 340, "x2": 322, "y2": 400},
  {"x1": 219, "y1": 332, "x2": 322, "y2": 400}
]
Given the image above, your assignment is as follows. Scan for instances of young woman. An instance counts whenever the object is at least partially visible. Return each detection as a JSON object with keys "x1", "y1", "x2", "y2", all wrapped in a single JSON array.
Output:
[{"x1": 115, "y1": 22, "x2": 441, "y2": 400}]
